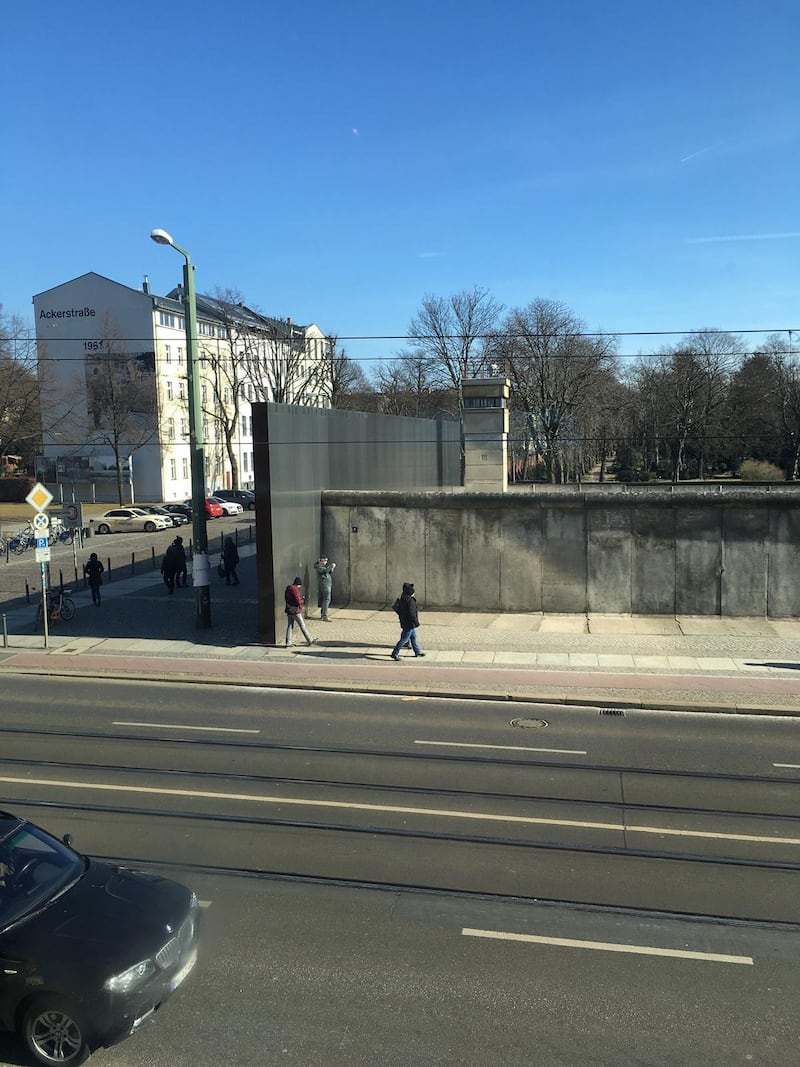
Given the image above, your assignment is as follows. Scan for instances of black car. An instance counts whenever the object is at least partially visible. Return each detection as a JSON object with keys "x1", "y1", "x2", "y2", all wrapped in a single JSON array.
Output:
[
  {"x1": 0, "y1": 811, "x2": 199, "y2": 1066},
  {"x1": 143, "y1": 505, "x2": 189, "y2": 528},
  {"x1": 212, "y1": 489, "x2": 256, "y2": 510},
  {"x1": 162, "y1": 503, "x2": 192, "y2": 521}
]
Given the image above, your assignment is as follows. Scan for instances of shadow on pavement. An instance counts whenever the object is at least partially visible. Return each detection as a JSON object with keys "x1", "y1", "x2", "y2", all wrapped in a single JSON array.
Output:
[{"x1": 757, "y1": 661, "x2": 800, "y2": 671}]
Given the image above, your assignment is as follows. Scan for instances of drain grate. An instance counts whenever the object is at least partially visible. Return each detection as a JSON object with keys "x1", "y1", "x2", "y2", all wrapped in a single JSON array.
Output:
[
  {"x1": 509, "y1": 717, "x2": 549, "y2": 729},
  {"x1": 598, "y1": 708, "x2": 626, "y2": 717}
]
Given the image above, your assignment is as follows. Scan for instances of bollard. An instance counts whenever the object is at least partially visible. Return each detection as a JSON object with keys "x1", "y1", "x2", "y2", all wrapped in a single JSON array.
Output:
[
  {"x1": 151, "y1": 546, "x2": 156, "y2": 569},
  {"x1": 107, "y1": 558, "x2": 112, "y2": 582},
  {"x1": 25, "y1": 579, "x2": 30, "y2": 604},
  {"x1": 131, "y1": 552, "x2": 135, "y2": 576},
  {"x1": 2, "y1": 614, "x2": 7, "y2": 648},
  {"x1": 59, "y1": 569, "x2": 64, "y2": 591},
  {"x1": 189, "y1": 538, "x2": 193, "y2": 560}
]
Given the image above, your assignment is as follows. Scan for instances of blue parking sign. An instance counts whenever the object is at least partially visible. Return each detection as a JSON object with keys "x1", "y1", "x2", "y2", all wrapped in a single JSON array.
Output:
[{"x1": 35, "y1": 537, "x2": 48, "y2": 549}]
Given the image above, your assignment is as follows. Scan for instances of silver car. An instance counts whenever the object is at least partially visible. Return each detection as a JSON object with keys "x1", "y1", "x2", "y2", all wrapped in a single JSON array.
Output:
[{"x1": 95, "y1": 508, "x2": 173, "y2": 534}]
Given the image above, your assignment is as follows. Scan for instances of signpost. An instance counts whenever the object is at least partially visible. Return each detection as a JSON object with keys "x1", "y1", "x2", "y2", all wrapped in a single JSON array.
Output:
[{"x1": 26, "y1": 482, "x2": 54, "y2": 647}]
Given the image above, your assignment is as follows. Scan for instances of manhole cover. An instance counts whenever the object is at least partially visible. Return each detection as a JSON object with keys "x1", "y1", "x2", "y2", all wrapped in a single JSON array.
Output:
[{"x1": 509, "y1": 717, "x2": 549, "y2": 729}]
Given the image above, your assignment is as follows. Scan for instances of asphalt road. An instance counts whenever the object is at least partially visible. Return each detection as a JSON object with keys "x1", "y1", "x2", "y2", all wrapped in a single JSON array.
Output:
[{"x1": 1, "y1": 677, "x2": 799, "y2": 1065}]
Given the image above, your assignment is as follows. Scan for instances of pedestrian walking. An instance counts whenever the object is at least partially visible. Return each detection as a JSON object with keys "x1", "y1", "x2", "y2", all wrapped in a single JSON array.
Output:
[
  {"x1": 314, "y1": 555, "x2": 336, "y2": 620},
  {"x1": 161, "y1": 542, "x2": 179, "y2": 594},
  {"x1": 83, "y1": 552, "x2": 105, "y2": 606},
  {"x1": 172, "y1": 536, "x2": 187, "y2": 587},
  {"x1": 391, "y1": 582, "x2": 425, "y2": 660},
  {"x1": 284, "y1": 576, "x2": 314, "y2": 647},
  {"x1": 222, "y1": 536, "x2": 240, "y2": 585}
]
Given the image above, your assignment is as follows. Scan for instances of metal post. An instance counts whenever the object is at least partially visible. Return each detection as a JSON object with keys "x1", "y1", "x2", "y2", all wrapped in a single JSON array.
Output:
[{"x1": 182, "y1": 255, "x2": 211, "y2": 627}]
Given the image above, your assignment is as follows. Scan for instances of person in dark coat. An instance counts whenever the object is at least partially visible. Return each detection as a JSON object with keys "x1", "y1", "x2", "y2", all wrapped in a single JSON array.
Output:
[
  {"x1": 222, "y1": 536, "x2": 240, "y2": 585},
  {"x1": 172, "y1": 536, "x2": 188, "y2": 587},
  {"x1": 284, "y1": 577, "x2": 314, "y2": 647},
  {"x1": 391, "y1": 581, "x2": 425, "y2": 660},
  {"x1": 83, "y1": 552, "x2": 105, "y2": 606},
  {"x1": 161, "y1": 543, "x2": 179, "y2": 594}
]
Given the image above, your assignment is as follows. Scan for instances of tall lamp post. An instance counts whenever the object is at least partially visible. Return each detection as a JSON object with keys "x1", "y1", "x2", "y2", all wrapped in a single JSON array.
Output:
[{"x1": 150, "y1": 228, "x2": 211, "y2": 628}]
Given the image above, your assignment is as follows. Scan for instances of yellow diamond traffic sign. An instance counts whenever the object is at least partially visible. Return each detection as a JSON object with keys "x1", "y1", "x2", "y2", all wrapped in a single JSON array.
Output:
[{"x1": 26, "y1": 482, "x2": 53, "y2": 512}]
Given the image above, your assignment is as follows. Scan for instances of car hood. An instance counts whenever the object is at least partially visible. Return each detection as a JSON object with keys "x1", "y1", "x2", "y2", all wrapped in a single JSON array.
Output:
[{"x1": 5, "y1": 859, "x2": 193, "y2": 972}]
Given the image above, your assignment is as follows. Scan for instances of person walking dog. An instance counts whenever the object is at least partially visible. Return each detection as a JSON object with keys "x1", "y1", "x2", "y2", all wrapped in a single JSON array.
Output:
[
  {"x1": 284, "y1": 576, "x2": 314, "y2": 647},
  {"x1": 391, "y1": 582, "x2": 425, "y2": 660}
]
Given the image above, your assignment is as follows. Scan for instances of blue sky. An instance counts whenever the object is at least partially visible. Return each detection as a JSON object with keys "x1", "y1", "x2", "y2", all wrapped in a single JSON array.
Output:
[{"x1": 2, "y1": 0, "x2": 798, "y2": 365}]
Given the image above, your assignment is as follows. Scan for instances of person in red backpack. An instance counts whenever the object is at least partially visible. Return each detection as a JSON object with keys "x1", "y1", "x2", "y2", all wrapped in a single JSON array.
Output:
[{"x1": 284, "y1": 576, "x2": 314, "y2": 647}]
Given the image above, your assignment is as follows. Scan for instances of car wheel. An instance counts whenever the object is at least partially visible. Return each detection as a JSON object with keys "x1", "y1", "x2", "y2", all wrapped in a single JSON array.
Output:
[
  {"x1": 248, "y1": 502, "x2": 256, "y2": 510},
  {"x1": 97, "y1": 523, "x2": 111, "y2": 535},
  {"x1": 144, "y1": 521, "x2": 156, "y2": 532},
  {"x1": 23, "y1": 998, "x2": 92, "y2": 1066}
]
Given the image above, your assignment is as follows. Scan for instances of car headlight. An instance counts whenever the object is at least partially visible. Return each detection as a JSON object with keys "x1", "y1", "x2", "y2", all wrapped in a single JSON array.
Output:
[{"x1": 105, "y1": 958, "x2": 157, "y2": 994}]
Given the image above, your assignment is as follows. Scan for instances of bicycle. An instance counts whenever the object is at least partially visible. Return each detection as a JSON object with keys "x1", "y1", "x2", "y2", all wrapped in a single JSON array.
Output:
[
  {"x1": 33, "y1": 587, "x2": 76, "y2": 631},
  {"x1": 11, "y1": 526, "x2": 34, "y2": 555}
]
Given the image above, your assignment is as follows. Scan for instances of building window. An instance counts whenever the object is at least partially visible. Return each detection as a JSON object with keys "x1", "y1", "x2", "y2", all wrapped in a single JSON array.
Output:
[
  {"x1": 177, "y1": 346, "x2": 183, "y2": 364},
  {"x1": 169, "y1": 458, "x2": 176, "y2": 480},
  {"x1": 178, "y1": 381, "x2": 185, "y2": 399},
  {"x1": 204, "y1": 456, "x2": 210, "y2": 476},
  {"x1": 181, "y1": 419, "x2": 188, "y2": 439},
  {"x1": 203, "y1": 421, "x2": 209, "y2": 439},
  {"x1": 249, "y1": 416, "x2": 254, "y2": 436},
  {"x1": 167, "y1": 418, "x2": 175, "y2": 440},
  {"x1": 182, "y1": 457, "x2": 189, "y2": 479},
  {"x1": 241, "y1": 416, "x2": 247, "y2": 436},
  {"x1": 243, "y1": 453, "x2": 249, "y2": 472},
  {"x1": 201, "y1": 384, "x2": 207, "y2": 402},
  {"x1": 250, "y1": 452, "x2": 254, "y2": 471},
  {"x1": 166, "y1": 381, "x2": 173, "y2": 400},
  {"x1": 165, "y1": 344, "x2": 171, "y2": 364}
]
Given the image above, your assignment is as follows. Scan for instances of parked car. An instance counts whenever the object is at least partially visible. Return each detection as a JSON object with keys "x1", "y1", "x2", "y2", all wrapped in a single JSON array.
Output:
[
  {"x1": 208, "y1": 496, "x2": 243, "y2": 516},
  {"x1": 94, "y1": 508, "x2": 172, "y2": 535},
  {"x1": 162, "y1": 503, "x2": 192, "y2": 521},
  {"x1": 0, "y1": 809, "x2": 199, "y2": 1066},
  {"x1": 212, "y1": 489, "x2": 256, "y2": 511},
  {"x1": 183, "y1": 498, "x2": 224, "y2": 519},
  {"x1": 142, "y1": 505, "x2": 189, "y2": 528}
]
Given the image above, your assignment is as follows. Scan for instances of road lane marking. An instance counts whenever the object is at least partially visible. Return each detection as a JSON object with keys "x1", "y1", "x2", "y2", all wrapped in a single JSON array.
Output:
[
  {"x1": 461, "y1": 929, "x2": 753, "y2": 966},
  {"x1": 415, "y1": 740, "x2": 587, "y2": 755},
  {"x1": 2, "y1": 774, "x2": 800, "y2": 847},
  {"x1": 774, "y1": 763, "x2": 800, "y2": 770},
  {"x1": 113, "y1": 721, "x2": 260, "y2": 734}
]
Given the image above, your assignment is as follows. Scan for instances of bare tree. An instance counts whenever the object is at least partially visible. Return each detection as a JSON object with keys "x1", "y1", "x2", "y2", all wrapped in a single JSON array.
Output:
[
  {"x1": 408, "y1": 286, "x2": 502, "y2": 393},
  {"x1": 317, "y1": 336, "x2": 372, "y2": 409},
  {"x1": 498, "y1": 299, "x2": 618, "y2": 483},
  {"x1": 372, "y1": 350, "x2": 458, "y2": 419},
  {"x1": 197, "y1": 290, "x2": 259, "y2": 490},
  {"x1": 241, "y1": 313, "x2": 328, "y2": 407},
  {"x1": 0, "y1": 308, "x2": 42, "y2": 473},
  {"x1": 83, "y1": 316, "x2": 158, "y2": 504}
]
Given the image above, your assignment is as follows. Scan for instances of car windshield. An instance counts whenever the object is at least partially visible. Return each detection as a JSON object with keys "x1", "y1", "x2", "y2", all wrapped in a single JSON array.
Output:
[{"x1": 0, "y1": 822, "x2": 85, "y2": 930}]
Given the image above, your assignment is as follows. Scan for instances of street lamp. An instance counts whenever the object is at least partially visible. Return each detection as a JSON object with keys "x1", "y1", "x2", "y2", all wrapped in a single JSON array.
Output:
[{"x1": 150, "y1": 228, "x2": 211, "y2": 628}]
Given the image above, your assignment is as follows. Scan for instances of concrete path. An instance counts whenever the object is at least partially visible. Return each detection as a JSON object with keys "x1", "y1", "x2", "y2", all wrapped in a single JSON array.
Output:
[{"x1": 1, "y1": 541, "x2": 799, "y2": 715}]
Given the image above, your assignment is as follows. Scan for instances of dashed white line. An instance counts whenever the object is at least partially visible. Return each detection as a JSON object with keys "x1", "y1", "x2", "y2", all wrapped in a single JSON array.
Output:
[
  {"x1": 774, "y1": 763, "x2": 800, "y2": 770},
  {"x1": 113, "y1": 721, "x2": 259, "y2": 734},
  {"x1": 415, "y1": 740, "x2": 587, "y2": 755},
  {"x1": 462, "y1": 928, "x2": 753, "y2": 965}
]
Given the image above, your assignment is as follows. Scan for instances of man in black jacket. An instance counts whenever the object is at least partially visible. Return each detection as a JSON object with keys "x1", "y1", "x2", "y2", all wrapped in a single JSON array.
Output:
[{"x1": 391, "y1": 582, "x2": 426, "y2": 660}]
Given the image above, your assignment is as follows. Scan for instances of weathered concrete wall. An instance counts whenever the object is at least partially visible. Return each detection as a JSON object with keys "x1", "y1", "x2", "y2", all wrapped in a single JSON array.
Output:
[{"x1": 321, "y1": 487, "x2": 800, "y2": 616}]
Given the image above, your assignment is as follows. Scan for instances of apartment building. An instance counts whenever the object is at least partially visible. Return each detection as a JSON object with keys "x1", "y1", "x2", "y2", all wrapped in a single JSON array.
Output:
[{"x1": 33, "y1": 272, "x2": 331, "y2": 502}]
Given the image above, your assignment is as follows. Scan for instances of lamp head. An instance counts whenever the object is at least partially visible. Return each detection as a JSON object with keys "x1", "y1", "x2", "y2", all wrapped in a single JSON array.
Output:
[{"x1": 150, "y1": 228, "x2": 174, "y2": 247}]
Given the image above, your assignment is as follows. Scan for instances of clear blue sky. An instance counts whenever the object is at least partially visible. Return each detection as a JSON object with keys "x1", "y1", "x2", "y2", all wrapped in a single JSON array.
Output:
[{"x1": 2, "y1": 0, "x2": 798, "y2": 365}]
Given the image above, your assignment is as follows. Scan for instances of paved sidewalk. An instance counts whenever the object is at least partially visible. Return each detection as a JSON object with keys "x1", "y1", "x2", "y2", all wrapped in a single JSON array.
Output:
[{"x1": 1, "y1": 544, "x2": 799, "y2": 715}]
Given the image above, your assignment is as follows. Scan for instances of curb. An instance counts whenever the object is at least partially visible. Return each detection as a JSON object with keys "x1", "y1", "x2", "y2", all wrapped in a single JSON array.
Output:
[{"x1": 2, "y1": 660, "x2": 799, "y2": 717}]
